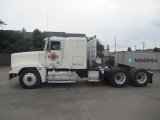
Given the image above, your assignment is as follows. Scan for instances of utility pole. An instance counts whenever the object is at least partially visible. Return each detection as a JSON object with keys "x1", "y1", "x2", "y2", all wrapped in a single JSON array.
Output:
[
  {"x1": 143, "y1": 42, "x2": 145, "y2": 51},
  {"x1": 114, "y1": 36, "x2": 116, "y2": 66},
  {"x1": 135, "y1": 45, "x2": 136, "y2": 51},
  {"x1": 117, "y1": 46, "x2": 119, "y2": 62},
  {"x1": 115, "y1": 36, "x2": 116, "y2": 52}
]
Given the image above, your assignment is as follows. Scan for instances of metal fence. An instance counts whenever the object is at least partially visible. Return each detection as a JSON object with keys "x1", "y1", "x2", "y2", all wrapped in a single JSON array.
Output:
[{"x1": 0, "y1": 54, "x2": 11, "y2": 66}]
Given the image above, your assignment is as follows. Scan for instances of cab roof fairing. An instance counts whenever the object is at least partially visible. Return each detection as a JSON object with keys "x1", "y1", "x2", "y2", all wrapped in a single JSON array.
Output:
[{"x1": 44, "y1": 36, "x2": 88, "y2": 41}]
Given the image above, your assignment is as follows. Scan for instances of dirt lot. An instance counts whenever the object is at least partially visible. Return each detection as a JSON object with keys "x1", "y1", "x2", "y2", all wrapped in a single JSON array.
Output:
[{"x1": 0, "y1": 67, "x2": 160, "y2": 120}]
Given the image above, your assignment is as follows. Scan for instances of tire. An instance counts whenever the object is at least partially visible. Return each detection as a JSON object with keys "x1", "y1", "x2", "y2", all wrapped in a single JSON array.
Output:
[
  {"x1": 130, "y1": 68, "x2": 149, "y2": 87},
  {"x1": 129, "y1": 68, "x2": 137, "y2": 83},
  {"x1": 110, "y1": 68, "x2": 128, "y2": 87},
  {"x1": 19, "y1": 69, "x2": 42, "y2": 89},
  {"x1": 129, "y1": 68, "x2": 137, "y2": 77},
  {"x1": 104, "y1": 70, "x2": 110, "y2": 83}
]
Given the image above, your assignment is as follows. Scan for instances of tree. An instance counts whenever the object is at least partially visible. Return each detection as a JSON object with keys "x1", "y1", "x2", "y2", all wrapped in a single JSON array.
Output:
[
  {"x1": 0, "y1": 29, "x2": 46, "y2": 53},
  {"x1": 31, "y1": 29, "x2": 45, "y2": 51},
  {"x1": 0, "y1": 19, "x2": 7, "y2": 28},
  {"x1": 21, "y1": 27, "x2": 27, "y2": 33},
  {"x1": 97, "y1": 40, "x2": 104, "y2": 58},
  {"x1": 0, "y1": 30, "x2": 31, "y2": 54},
  {"x1": 0, "y1": 30, "x2": 22, "y2": 53},
  {"x1": 97, "y1": 40, "x2": 104, "y2": 52},
  {"x1": 153, "y1": 47, "x2": 160, "y2": 52},
  {"x1": 3, "y1": 39, "x2": 30, "y2": 53},
  {"x1": 97, "y1": 51, "x2": 104, "y2": 58},
  {"x1": 127, "y1": 46, "x2": 132, "y2": 51}
]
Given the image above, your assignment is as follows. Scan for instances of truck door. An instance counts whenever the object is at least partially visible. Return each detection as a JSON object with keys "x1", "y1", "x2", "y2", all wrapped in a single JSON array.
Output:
[{"x1": 46, "y1": 41, "x2": 62, "y2": 67}]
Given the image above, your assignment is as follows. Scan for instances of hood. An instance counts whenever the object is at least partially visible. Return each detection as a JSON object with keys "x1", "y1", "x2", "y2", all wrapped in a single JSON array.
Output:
[{"x1": 11, "y1": 51, "x2": 44, "y2": 66}]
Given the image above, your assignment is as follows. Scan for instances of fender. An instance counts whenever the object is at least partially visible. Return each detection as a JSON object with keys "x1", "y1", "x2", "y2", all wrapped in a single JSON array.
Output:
[{"x1": 9, "y1": 62, "x2": 47, "y2": 82}]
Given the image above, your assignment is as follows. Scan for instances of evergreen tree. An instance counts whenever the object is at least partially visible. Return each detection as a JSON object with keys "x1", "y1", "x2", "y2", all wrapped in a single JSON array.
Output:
[
  {"x1": 97, "y1": 39, "x2": 104, "y2": 57},
  {"x1": 127, "y1": 46, "x2": 132, "y2": 51},
  {"x1": 31, "y1": 29, "x2": 45, "y2": 51},
  {"x1": 0, "y1": 19, "x2": 7, "y2": 28},
  {"x1": 153, "y1": 47, "x2": 160, "y2": 52}
]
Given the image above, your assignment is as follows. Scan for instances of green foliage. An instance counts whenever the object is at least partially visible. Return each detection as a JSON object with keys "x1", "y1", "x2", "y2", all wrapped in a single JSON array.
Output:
[
  {"x1": 127, "y1": 46, "x2": 132, "y2": 51},
  {"x1": 31, "y1": 29, "x2": 45, "y2": 51},
  {"x1": 0, "y1": 29, "x2": 45, "y2": 54},
  {"x1": 2, "y1": 39, "x2": 31, "y2": 53},
  {"x1": 21, "y1": 27, "x2": 26, "y2": 32},
  {"x1": 97, "y1": 51, "x2": 104, "y2": 58},
  {"x1": 0, "y1": 30, "x2": 25, "y2": 53},
  {"x1": 153, "y1": 47, "x2": 160, "y2": 52},
  {"x1": 97, "y1": 40, "x2": 104, "y2": 52},
  {"x1": 97, "y1": 40, "x2": 104, "y2": 57},
  {"x1": 0, "y1": 19, "x2": 7, "y2": 28}
]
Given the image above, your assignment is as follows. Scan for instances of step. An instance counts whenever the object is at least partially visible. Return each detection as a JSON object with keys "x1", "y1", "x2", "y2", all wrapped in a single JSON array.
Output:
[
  {"x1": 88, "y1": 79, "x2": 100, "y2": 82},
  {"x1": 48, "y1": 80, "x2": 75, "y2": 83}
]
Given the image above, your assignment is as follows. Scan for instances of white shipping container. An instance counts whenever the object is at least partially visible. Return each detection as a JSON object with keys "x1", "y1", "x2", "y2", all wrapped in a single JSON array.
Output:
[{"x1": 115, "y1": 51, "x2": 160, "y2": 70}]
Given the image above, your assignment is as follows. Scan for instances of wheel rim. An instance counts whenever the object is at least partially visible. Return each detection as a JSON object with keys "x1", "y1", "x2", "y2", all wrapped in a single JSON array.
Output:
[
  {"x1": 23, "y1": 73, "x2": 37, "y2": 86},
  {"x1": 114, "y1": 72, "x2": 126, "y2": 84},
  {"x1": 136, "y1": 72, "x2": 147, "y2": 84}
]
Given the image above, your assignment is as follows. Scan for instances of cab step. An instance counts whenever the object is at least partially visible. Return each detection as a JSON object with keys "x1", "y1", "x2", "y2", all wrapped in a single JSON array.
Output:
[{"x1": 88, "y1": 71, "x2": 100, "y2": 82}]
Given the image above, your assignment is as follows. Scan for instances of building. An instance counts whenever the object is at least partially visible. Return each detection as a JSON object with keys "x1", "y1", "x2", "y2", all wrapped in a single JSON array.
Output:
[{"x1": 136, "y1": 49, "x2": 153, "y2": 52}]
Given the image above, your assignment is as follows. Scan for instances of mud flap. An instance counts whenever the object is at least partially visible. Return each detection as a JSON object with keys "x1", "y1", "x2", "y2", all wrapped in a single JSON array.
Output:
[{"x1": 148, "y1": 71, "x2": 153, "y2": 84}]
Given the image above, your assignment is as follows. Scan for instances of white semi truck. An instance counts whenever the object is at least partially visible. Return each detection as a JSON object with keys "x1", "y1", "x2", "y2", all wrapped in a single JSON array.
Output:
[{"x1": 9, "y1": 36, "x2": 153, "y2": 89}]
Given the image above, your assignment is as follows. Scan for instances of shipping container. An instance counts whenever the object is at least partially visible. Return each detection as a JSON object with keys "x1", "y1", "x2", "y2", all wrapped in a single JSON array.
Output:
[{"x1": 115, "y1": 51, "x2": 160, "y2": 70}]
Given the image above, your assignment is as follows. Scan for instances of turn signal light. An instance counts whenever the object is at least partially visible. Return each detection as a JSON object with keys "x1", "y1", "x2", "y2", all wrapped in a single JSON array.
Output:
[{"x1": 9, "y1": 67, "x2": 12, "y2": 71}]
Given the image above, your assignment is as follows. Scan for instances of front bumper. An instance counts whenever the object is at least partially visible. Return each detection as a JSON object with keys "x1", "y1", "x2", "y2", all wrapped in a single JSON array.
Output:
[{"x1": 9, "y1": 73, "x2": 17, "y2": 80}]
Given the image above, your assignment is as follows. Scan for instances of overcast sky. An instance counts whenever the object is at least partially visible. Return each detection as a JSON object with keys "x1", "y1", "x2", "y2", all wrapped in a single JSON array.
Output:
[{"x1": 1, "y1": 0, "x2": 160, "y2": 51}]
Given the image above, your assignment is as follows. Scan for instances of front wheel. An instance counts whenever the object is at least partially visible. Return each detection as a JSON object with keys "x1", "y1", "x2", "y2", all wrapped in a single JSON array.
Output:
[
  {"x1": 110, "y1": 68, "x2": 128, "y2": 87},
  {"x1": 19, "y1": 69, "x2": 41, "y2": 89}
]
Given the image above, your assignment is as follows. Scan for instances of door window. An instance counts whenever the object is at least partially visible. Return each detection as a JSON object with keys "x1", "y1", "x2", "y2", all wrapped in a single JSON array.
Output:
[{"x1": 51, "y1": 41, "x2": 60, "y2": 50}]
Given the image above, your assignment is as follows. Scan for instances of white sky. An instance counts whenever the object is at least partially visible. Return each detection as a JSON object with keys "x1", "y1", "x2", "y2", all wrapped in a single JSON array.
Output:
[{"x1": 1, "y1": 0, "x2": 160, "y2": 51}]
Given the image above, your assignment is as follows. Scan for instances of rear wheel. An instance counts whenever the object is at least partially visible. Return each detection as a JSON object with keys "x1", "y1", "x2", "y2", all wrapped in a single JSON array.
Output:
[
  {"x1": 129, "y1": 68, "x2": 137, "y2": 83},
  {"x1": 19, "y1": 69, "x2": 41, "y2": 89},
  {"x1": 130, "y1": 69, "x2": 149, "y2": 87},
  {"x1": 110, "y1": 68, "x2": 128, "y2": 87}
]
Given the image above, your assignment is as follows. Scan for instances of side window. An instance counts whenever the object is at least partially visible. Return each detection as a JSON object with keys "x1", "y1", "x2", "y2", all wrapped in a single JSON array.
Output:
[{"x1": 51, "y1": 41, "x2": 60, "y2": 50}]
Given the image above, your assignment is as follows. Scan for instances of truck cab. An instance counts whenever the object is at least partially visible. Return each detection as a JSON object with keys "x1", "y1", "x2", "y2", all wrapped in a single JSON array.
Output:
[
  {"x1": 44, "y1": 37, "x2": 87, "y2": 69},
  {"x1": 9, "y1": 36, "x2": 100, "y2": 88}
]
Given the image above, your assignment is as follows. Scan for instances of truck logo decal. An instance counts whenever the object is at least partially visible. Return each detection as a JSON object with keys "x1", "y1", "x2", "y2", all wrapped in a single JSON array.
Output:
[
  {"x1": 127, "y1": 57, "x2": 133, "y2": 64},
  {"x1": 135, "y1": 58, "x2": 158, "y2": 63},
  {"x1": 50, "y1": 53, "x2": 57, "y2": 61},
  {"x1": 127, "y1": 57, "x2": 158, "y2": 64}
]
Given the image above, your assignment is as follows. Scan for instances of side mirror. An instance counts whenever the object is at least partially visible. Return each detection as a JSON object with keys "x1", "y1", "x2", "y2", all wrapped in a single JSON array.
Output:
[{"x1": 46, "y1": 39, "x2": 51, "y2": 52}]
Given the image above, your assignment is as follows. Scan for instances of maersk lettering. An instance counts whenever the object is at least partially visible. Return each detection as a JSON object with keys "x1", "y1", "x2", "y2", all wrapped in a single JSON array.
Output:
[{"x1": 135, "y1": 58, "x2": 158, "y2": 63}]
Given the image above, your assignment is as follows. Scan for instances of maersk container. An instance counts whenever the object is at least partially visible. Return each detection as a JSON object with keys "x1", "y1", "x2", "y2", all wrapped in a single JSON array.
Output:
[{"x1": 115, "y1": 51, "x2": 160, "y2": 70}]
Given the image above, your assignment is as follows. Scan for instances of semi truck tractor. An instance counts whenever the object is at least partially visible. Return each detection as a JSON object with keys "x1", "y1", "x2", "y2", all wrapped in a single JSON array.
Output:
[{"x1": 9, "y1": 36, "x2": 153, "y2": 89}]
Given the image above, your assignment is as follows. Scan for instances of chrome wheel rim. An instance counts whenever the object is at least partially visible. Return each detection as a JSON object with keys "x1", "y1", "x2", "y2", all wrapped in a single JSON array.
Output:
[
  {"x1": 23, "y1": 73, "x2": 37, "y2": 86},
  {"x1": 114, "y1": 72, "x2": 126, "y2": 84},
  {"x1": 136, "y1": 72, "x2": 147, "y2": 84}
]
